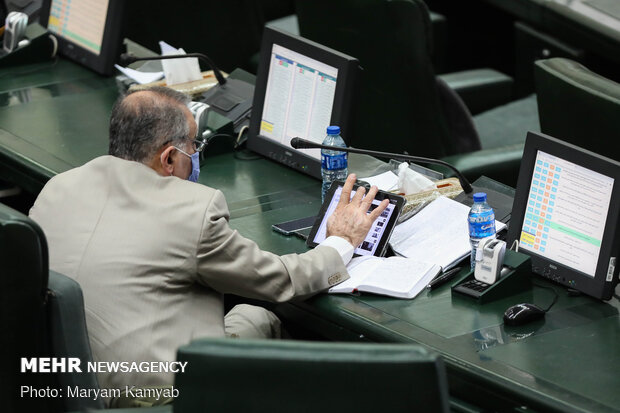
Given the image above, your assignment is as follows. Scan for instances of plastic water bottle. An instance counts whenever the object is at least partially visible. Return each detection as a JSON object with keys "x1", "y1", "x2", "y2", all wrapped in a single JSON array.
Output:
[
  {"x1": 468, "y1": 192, "x2": 496, "y2": 271},
  {"x1": 321, "y1": 125, "x2": 348, "y2": 202}
]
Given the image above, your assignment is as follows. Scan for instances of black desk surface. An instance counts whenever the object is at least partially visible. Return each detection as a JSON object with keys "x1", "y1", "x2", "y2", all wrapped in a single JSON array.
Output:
[{"x1": 1, "y1": 57, "x2": 619, "y2": 413}]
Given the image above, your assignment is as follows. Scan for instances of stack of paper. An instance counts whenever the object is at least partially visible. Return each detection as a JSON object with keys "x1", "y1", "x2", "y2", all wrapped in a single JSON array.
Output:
[
  {"x1": 390, "y1": 196, "x2": 507, "y2": 270},
  {"x1": 114, "y1": 41, "x2": 202, "y2": 85}
]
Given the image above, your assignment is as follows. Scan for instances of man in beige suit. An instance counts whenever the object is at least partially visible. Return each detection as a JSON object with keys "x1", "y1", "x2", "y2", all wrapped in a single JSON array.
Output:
[{"x1": 29, "y1": 87, "x2": 388, "y2": 397}]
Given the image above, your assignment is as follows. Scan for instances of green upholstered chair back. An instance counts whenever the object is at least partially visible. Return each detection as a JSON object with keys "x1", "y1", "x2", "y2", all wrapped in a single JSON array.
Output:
[
  {"x1": 295, "y1": 0, "x2": 480, "y2": 158},
  {"x1": 0, "y1": 203, "x2": 50, "y2": 413},
  {"x1": 0, "y1": 203, "x2": 104, "y2": 412},
  {"x1": 47, "y1": 271, "x2": 106, "y2": 411},
  {"x1": 535, "y1": 58, "x2": 620, "y2": 160},
  {"x1": 174, "y1": 338, "x2": 450, "y2": 413}
]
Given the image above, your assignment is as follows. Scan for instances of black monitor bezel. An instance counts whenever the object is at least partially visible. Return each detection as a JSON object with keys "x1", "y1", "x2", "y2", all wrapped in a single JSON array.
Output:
[
  {"x1": 507, "y1": 131, "x2": 620, "y2": 300},
  {"x1": 247, "y1": 27, "x2": 358, "y2": 179},
  {"x1": 40, "y1": 0, "x2": 125, "y2": 75}
]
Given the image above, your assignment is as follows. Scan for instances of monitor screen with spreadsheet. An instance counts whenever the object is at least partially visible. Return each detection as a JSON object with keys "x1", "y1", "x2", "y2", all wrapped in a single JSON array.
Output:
[
  {"x1": 40, "y1": 0, "x2": 125, "y2": 75},
  {"x1": 507, "y1": 131, "x2": 619, "y2": 300},
  {"x1": 247, "y1": 27, "x2": 358, "y2": 179}
]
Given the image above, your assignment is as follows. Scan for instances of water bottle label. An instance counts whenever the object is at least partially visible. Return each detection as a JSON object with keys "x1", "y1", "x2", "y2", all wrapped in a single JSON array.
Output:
[
  {"x1": 468, "y1": 210, "x2": 496, "y2": 238},
  {"x1": 321, "y1": 153, "x2": 348, "y2": 170}
]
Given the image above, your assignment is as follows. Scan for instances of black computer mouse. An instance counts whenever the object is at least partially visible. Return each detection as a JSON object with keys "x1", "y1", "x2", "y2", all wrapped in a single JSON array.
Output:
[{"x1": 503, "y1": 303, "x2": 546, "y2": 326}]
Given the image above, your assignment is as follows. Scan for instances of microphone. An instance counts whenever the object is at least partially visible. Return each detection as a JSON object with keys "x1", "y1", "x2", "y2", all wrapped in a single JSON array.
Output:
[
  {"x1": 290, "y1": 137, "x2": 473, "y2": 194},
  {"x1": 119, "y1": 52, "x2": 255, "y2": 132},
  {"x1": 119, "y1": 52, "x2": 227, "y2": 86}
]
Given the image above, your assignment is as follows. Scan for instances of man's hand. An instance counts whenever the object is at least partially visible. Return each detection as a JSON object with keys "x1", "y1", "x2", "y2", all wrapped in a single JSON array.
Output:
[{"x1": 326, "y1": 174, "x2": 390, "y2": 247}]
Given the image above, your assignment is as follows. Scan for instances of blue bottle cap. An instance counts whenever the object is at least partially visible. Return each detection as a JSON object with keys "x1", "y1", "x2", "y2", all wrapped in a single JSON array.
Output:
[
  {"x1": 473, "y1": 192, "x2": 487, "y2": 202},
  {"x1": 326, "y1": 126, "x2": 340, "y2": 135}
]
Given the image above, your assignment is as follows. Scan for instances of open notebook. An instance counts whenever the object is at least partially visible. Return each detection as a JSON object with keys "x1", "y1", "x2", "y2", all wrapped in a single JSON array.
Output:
[
  {"x1": 329, "y1": 255, "x2": 441, "y2": 299},
  {"x1": 329, "y1": 196, "x2": 507, "y2": 299}
]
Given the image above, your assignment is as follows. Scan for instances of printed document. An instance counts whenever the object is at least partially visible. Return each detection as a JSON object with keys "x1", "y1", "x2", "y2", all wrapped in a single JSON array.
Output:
[{"x1": 390, "y1": 196, "x2": 506, "y2": 269}]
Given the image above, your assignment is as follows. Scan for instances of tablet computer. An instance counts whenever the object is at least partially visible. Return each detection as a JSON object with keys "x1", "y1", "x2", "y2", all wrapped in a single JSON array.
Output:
[{"x1": 306, "y1": 181, "x2": 405, "y2": 257}]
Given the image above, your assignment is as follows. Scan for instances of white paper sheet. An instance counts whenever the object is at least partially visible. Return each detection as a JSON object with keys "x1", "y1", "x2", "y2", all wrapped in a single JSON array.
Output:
[
  {"x1": 114, "y1": 65, "x2": 164, "y2": 85},
  {"x1": 390, "y1": 196, "x2": 506, "y2": 269},
  {"x1": 359, "y1": 171, "x2": 399, "y2": 191},
  {"x1": 159, "y1": 41, "x2": 202, "y2": 86}
]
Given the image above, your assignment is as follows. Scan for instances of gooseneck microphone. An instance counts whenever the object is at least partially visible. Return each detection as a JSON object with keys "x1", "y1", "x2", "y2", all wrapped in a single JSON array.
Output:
[
  {"x1": 290, "y1": 137, "x2": 473, "y2": 194},
  {"x1": 119, "y1": 52, "x2": 227, "y2": 86},
  {"x1": 119, "y1": 52, "x2": 255, "y2": 133}
]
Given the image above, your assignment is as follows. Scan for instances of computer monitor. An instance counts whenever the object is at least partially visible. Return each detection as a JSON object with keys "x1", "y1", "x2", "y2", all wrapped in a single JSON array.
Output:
[
  {"x1": 40, "y1": 0, "x2": 125, "y2": 75},
  {"x1": 247, "y1": 27, "x2": 358, "y2": 178},
  {"x1": 507, "y1": 131, "x2": 619, "y2": 300}
]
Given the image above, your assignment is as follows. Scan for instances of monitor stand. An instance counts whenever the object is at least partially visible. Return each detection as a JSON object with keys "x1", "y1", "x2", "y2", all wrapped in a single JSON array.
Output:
[{"x1": 454, "y1": 176, "x2": 516, "y2": 224}]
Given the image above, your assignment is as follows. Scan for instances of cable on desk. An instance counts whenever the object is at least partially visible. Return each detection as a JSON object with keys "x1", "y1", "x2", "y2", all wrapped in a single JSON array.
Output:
[
  {"x1": 233, "y1": 148, "x2": 262, "y2": 161},
  {"x1": 229, "y1": 125, "x2": 261, "y2": 160},
  {"x1": 198, "y1": 133, "x2": 234, "y2": 164},
  {"x1": 235, "y1": 125, "x2": 249, "y2": 149},
  {"x1": 510, "y1": 240, "x2": 519, "y2": 252},
  {"x1": 205, "y1": 133, "x2": 235, "y2": 145},
  {"x1": 200, "y1": 130, "x2": 261, "y2": 161},
  {"x1": 532, "y1": 280, "x2": 559, "y2": 312},
  {"x1": 0, "y1": 56, "x2": 59, "y2": 78}
]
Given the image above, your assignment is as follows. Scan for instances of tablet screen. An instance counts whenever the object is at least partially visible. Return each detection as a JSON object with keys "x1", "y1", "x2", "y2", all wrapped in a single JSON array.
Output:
[{"x1": 307, "y1": 182, "x2": 405, "y2": 257}]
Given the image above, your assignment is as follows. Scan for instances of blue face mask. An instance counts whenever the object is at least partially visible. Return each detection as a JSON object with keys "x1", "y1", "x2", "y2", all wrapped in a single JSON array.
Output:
[
  {"x1": 174, "y1": 146, "x2": 201, "y2": 182},
  {"x1": 188, "y1": 151, "x2": 200, "y2": 182}
]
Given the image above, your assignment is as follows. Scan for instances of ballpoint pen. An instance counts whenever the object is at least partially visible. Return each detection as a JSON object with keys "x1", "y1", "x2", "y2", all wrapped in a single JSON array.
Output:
[{"x1": 427, "y1": 267, "x2": 462, "y2": 290}]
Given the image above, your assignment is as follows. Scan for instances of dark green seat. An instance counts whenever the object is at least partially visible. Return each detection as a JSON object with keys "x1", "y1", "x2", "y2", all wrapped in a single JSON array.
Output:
[
  {"x1": 0, "y1": 203, "x2": 152, "y2": 412},
  {"x1": 174, "y1": 338, "x2": 450, "y2": 413},
  {"x1": 47, "y1": 271, "x2": 106, "y2": 411},
  {"x1": 535, "y1": 57, "x2": 620, "y2": 160},
  {"x1": 1, "y1": 203, "x2": 50, "y2": 413},
  {"x1": 0, "y1": 202, "x2": 106, "y2": 412},
  {"x1": 264, "y1": 10, "x2": 448, "y2": 73},
  {"x1": 295, "y1": 0, "x2": 539, "y2": 187}
]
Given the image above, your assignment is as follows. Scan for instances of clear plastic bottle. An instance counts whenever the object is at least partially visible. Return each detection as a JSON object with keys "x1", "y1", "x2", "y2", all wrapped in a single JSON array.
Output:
[
  {"x1": 321, "y1": 125, "x2": 348, "y2": 202},
  {"x1": 467, "y1": 192, "x2": 496, "y2": 271}
]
